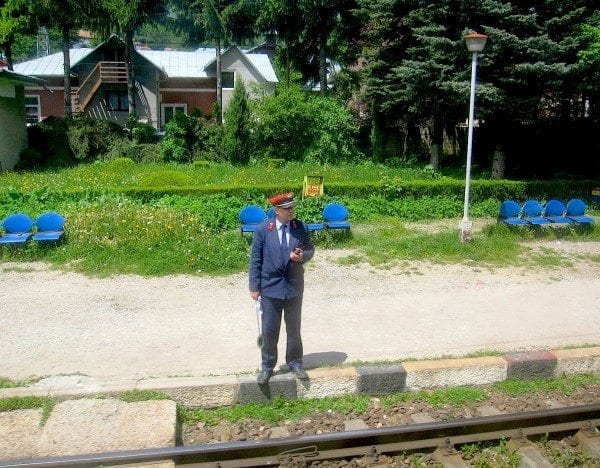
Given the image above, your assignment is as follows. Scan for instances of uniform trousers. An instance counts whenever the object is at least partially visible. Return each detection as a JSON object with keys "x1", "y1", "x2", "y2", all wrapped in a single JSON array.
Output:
[{"x1": 260, "y1": 294, "x2": 303, "y2": 372}]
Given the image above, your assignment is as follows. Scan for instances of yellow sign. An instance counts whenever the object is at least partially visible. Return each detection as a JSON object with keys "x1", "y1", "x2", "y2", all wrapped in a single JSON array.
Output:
[{"x1": 303, "y1": 175, "x2": 324, "y2": 199}]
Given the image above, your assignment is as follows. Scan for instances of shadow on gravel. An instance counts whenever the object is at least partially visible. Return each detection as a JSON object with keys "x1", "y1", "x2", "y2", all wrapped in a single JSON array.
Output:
[{"x1": 302, "y1": 351, "x2": 348, "y2": 369}]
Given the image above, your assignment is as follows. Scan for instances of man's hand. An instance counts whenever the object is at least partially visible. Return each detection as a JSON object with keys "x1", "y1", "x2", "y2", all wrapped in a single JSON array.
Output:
[
  {"x1": 250, "y1": 290, "x2": 260, "y2": 300},
  {"x1": 290, "y1": 247, "x2": 304, "y2": 262}
]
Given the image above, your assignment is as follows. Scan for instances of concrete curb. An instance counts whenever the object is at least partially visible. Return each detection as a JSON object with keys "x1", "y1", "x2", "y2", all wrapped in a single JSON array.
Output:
[{"x1": 2, "y1": 346, "x2": 599, "y2": 408}]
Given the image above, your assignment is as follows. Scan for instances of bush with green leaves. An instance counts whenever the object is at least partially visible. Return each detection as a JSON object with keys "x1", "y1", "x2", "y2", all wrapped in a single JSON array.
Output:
[
  {"x1": 131, "y1": 122, "x2": 158, "y2": 144},
  {"x1": 126, "y1": 114, "x2": 158, "y2": 144},
  {"x1": 222, "y1": 78, "x2": 251, "y2": 165},
  {"x1": 251, "y1": 86, "x2": 361, "y2": 163},
  {"x1": 67, "y1": 116, "x2": 127, "y2": 161},
  {"x1": 192, "y1": 117, "x2": 224, "y2": 162},
  {"x1": 18, "y1": 117, "x2": 75, "y2": 169},
  {"x1": 160, "y1": 112, "x2": 196, "y2": 162}
]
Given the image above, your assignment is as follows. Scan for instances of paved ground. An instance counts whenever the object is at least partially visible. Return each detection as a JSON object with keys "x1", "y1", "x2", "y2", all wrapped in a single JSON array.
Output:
[
  {"x1": 1, "y1": 241, "x2": 600, "y2": 462},
  {"x1": 1, "y1": 241, "x2": 599, "y2": 383}
]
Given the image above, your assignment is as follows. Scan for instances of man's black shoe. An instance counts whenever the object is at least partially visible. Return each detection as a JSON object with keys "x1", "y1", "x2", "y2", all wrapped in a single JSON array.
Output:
[
  {"x1": 290, "y1": 366, "x2": 309, "y2": 380},
  {"x1": 257, "y1": 370, "x2": 272, "y2": 385}
]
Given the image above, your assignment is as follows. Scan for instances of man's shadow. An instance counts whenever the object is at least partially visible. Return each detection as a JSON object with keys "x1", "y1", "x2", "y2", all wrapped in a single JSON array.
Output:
[{"x1": 278, "y1": 351, "x2": 348, "y2": 372}]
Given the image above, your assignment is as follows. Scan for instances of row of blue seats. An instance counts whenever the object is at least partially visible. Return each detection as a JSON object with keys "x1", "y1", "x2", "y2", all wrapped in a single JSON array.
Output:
[
  {"x1": 0, "y1": 212, "x2": 66, "y2": 245},
  {"x1": 499, "y1": 198, "x2": 594, "y2": 226},
  {"x1": 240, "y1": 202, "x2": 351, "y2": 234}
]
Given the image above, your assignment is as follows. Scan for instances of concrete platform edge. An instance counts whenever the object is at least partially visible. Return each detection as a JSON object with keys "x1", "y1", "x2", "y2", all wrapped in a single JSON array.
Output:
[{"x1": 2, "y1": 346, "x2": 599, "y2": 407}]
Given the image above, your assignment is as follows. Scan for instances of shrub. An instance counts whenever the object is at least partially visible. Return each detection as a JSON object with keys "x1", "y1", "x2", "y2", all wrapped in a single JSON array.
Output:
[
  {"x1": 16, "y1": 147, "x2": 44, "y2": 169},
  {"x1": 222, "y1": 77, "x2": 252, "y2": 165},
  {"x1": 252, "y1": 86, "x2": 361, "y2": 163},
  {"x1": 21, "y1": 117, "x2": 75, "y2": 168},
  {"x1": 67, "y1": 117, "x2": 127, "y2": 161},
  {"x1": 192, "y1": 118, "x2": 224, "y2": 162},
  {"x1": 131, "y1": 122, "x2": 158, "y2": 144},
  {"x1": 160, "y1": 113, "x2": 196, "y2": 163},
  {"x1": 126, "y1": 114, "x2": 158, "y2": 144},
  {"x1": 252, "y1": 86, "x2": 316, "y2": 161}
]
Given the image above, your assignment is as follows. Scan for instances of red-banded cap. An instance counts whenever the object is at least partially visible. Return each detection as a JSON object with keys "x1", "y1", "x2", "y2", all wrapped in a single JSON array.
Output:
[{"x1": 268, "y1": 192, "x2": 295, "y2": 207}]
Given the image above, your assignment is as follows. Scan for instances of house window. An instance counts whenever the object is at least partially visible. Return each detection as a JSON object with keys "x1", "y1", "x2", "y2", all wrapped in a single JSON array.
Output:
[
  {"x1": 25, "y1": 95, "x2": 40, "y2": 124},
  {"x1": 106, "y1": 90, "x2": 128, "y2": 111},
  {"x1": 221, "y1": 71, "x2": 235, "y2": 89},
  {"x1": 161, "y1": 103, "x2": 187, "y2": 127}
]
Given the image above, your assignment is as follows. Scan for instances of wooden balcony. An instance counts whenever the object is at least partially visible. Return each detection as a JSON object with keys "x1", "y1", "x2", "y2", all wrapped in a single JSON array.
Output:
[{"x1": 72, "y1": 62, "x2": 127, "y2": 112}]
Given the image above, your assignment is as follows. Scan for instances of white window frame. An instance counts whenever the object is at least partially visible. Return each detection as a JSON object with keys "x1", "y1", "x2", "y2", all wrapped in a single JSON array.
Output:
[
  {"x1": 25, "y1": 95, "x2": 41, "y2": 124},
  {"x1": 161, "y1": 103, "x2": 187, "y2": 127}
]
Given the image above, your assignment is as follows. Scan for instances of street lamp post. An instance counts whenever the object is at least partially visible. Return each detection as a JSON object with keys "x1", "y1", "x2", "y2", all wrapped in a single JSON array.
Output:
[{"x1": 459, "y1": 32, "x2": 487, "y2": 242}]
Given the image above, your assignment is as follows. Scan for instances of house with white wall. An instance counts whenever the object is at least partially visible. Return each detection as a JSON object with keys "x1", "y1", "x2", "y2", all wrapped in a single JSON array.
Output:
[{"x1": 0, "y1": 66, "x2": 45, "y2": 170}]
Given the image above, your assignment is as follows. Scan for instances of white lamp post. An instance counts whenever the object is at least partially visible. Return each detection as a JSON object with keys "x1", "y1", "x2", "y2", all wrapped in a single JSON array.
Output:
[{"x1": 459, "y1": 32, "x2": 487, "y2": 242}]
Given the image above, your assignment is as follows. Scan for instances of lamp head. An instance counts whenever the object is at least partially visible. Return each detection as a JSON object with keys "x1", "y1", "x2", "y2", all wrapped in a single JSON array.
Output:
[{"x1": 464, "y1": 32, "x2": 488, "y2": 53}]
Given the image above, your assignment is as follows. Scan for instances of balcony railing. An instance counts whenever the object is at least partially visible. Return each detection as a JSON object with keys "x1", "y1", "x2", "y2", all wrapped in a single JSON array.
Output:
[{"x1": 72, "y1": 61, "x2": 127, "y2": 112}]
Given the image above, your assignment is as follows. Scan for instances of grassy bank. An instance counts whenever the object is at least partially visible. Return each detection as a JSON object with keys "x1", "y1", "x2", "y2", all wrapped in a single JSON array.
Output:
[{"x1": 0, "y1": 162, "x2": 598, "y2": 276}]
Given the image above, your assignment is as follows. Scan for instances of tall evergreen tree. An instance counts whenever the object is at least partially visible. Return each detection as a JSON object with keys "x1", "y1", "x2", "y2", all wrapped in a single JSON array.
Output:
[
  {"x1": 358, "y1": 0, "x2": 599, "y2": 176},
  {"x1": 222, "y1": 76, "x2": 251, "y2": 164},
  {"x1": 258, "y1": 0, "x2": 360, "y2": 94}
]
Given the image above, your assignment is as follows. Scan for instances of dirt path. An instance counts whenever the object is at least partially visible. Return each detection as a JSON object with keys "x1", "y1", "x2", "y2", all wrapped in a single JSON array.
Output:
[{"x1": 1, "y1": 240, "x2": 599, "y2": 382}]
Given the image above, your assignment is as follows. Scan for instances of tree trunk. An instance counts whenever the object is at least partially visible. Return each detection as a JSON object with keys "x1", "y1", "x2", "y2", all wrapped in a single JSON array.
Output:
[
  {"x1": 430, "y1": 115, "x2": 443, "y2": 170},
  {"x1": 491, "y1": 144, "x2": 505, "y2": 179},
  {"x1": 62, "y1": 24, "x2": 72, "y2": 118},
  {"x1": 4, "y1": 42, "x2": 14, "y2": 70},
  {"x1": 125, "y1": 29, "x2": 136, "y2": 116},
  {"x1": 216, "y1": 36, "x2": 222, "y2": 125},
  {"x1": 319, "y1": 33, "x2": 327, "y2": 96}
]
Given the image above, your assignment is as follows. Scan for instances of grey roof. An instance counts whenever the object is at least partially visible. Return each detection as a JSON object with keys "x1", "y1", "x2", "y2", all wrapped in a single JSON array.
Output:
[
  {"x1": 137, "y1": 50, "x2": 215, "y2": 78},
  {"x1": 14, "y1": 47, "x2": 277, "y2": 82},
  {"x1": 13, "y1": 49, "x2": 93, "y2": 76},
  {"x1": 245, "y1": 53, "x2": 278, "y2": 83}
]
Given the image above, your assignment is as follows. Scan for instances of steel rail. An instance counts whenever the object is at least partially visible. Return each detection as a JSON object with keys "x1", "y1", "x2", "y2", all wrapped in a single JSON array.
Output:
[{"x1": 2, "y1": 403, "x2": 599, "y2": 467}]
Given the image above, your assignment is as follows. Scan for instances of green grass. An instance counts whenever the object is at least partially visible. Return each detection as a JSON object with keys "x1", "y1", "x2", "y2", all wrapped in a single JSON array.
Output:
[
  {"x1": 1, "y1": 206, "x2": 598, "y2": 276},
  {"x1": 181, "y1": 374, "x2": 600, "y2": 427},
  {"x1": 183, "y1": 395, "x2": 371, "y2": 426},
  {"x1": 0, "y1": 162, "x2": 598, "y2": 277},
  {"x1": 0, "y1": 377, "x2": 39, "y2": 388},
  {"x1": 493, "y1": 374, "x2": 600, "y2": 397},
  {"x1": 0, "y1": 396, "x2": 54, "y2": 426},
  {"x1": 0, "y1": 160, "x2": 449, "y2": 194},
  {"x1": 119, "y1": 389, "x2": 172, "y2": 402}
]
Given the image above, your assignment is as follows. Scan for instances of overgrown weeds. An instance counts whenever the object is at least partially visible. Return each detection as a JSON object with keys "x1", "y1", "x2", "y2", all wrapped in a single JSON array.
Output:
[{"x1": 0, "y1": 162, "x2": 597, "y2": 277}]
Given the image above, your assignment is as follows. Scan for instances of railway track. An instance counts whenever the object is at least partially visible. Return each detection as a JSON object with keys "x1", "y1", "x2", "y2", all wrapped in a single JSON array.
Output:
[{"x1": 2, "y1": 403, "x2": 599, "y2": 467}]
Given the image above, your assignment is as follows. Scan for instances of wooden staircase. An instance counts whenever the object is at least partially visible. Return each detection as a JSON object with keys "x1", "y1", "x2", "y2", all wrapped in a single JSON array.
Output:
[{"x1": 72, "y1": 62, "x2": 127, "y2": 113}]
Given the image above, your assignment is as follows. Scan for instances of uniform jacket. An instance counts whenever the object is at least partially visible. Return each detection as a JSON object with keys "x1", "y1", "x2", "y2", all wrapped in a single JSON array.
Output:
[{"x1": 249, "y1": 218, "x2": 315, "y2": 299}]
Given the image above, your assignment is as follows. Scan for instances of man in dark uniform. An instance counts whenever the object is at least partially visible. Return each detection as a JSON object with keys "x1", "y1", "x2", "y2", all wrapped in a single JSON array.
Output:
[{"x1": 249, "y1": 192, "x2": 315, "y2": 384}]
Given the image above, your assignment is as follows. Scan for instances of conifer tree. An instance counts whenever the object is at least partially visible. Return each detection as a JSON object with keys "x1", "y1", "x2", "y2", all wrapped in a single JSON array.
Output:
[{"x1": 222, "y1": 77, "x2": 251, "y2": 165}]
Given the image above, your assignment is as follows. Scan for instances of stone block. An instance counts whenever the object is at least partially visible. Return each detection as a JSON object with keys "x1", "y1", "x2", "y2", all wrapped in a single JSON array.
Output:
[
  {"x1": 297, "y1": 367, "x2": 358, "y2": 399},
  {"x1": 0, "y1": 409, "x2": 44, "y2": 459},
  {"x1": 505, "y1": 351, "x2": 557, "y2": 380},
  {"x1": 356, "y1": 365, "x2": 406, "y2": 394},
  {"x1": 237, "y1": 373, "x2": 297, "y2": 404},
  {"x1": 36, "y1": 398, "x2": 177, "y2": 457},
  {"x1": 137, "y1": 375, "x2": 237, "y2": 408},
  {"x1": 404, "y1": 357, "x2": 506, "y2": 389},
  {"x1": 553, "y1": 347, "x2": 600, "y2": 377}
]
